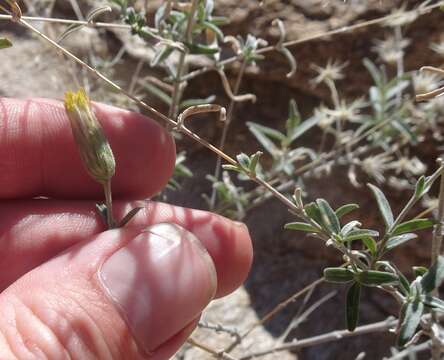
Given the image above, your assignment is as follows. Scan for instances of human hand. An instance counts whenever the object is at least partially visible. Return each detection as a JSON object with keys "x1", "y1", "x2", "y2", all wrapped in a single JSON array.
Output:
[{"x1": 0, "y1": 98, "x2": 253, "y2": 359}]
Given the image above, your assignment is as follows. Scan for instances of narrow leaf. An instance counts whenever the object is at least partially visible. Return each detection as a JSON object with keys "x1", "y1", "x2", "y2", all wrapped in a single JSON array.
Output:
[
  {"x1": 249, "y1": 151, "x2": 263, "y2": 175},
  {"x1": 335, "y1": 203, "x2": 359, "y2": 219},
  {"x1": 368, "y1": 184, "x2": 394, "y2": 229},
  {"x1": 304, "y1": 202, "x2": 323, "y2": 226},
  {"x1": 140, "y1": 82, "x2": 172, "y2": 105},
  {"x1": 362, "y1": 237, "x2": 377, "y2": 256},
  {"x1": 324, "y1": 268, "x2": 355, "y2": 283},
  {"x1": 340, "y1": 221, "x2": 362, "y2": 236},
  {"x1": 346, "y1": 282, "x2": 361, "y2": 331},
  {"x1": 236, "y1": 153, "x2": 250, "y2": 170},
  {"x1": 392, "y1": 219, "x2": 434, "y2": 236},
  {"x1": 247, "y1": 122, "x2": 281, "y2": 158},
  {"x1": 422, "y1": 295, "x2": 444, "y2": 312},
  {"x1": 385, "y1": 233, "x2": 418, "y2": 250},
  {"x1": 285, "y1": 99, "x2": 300, "y2": 136},
  {"x1": 285, "y1": 222, "x2": 319, "y2": 233},
  {"x1": 357, "y1": 270, "x2": 398, "y2": 286},
  {"x1": 288, "y1": 115, "x2": 319, "y2": 142},
  {"x1": 316, "y1": 199, "x2": 341, "y2": 234},
  {"x1": 421, "y1": 255, "x2": 444, "y2": 293},
  {"x1": 345, "y1": 229, "x2": 379, "y2": 242},
  {"x1": 397, "y1": 300, "x2": 424, "y2": 348},
  {"x1": 118, "y1": 207, "x2": 143, "y2": 227}
]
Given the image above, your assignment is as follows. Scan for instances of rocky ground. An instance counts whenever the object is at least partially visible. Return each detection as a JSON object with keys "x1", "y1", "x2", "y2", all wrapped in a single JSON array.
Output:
[{"x1": 2, "y1": 1, "x2": 444, "y2": 359}]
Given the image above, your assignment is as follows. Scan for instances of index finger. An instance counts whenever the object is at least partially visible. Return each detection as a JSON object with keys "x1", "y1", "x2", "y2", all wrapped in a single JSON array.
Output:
[{"x1": 0, "y1": 97, "x2": 176, "y2": 199}]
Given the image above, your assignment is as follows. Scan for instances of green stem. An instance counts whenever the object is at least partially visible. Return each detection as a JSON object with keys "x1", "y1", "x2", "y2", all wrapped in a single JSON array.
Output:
[{"x1": 103, "y1": 180, "x2": 115, "y2": 229}]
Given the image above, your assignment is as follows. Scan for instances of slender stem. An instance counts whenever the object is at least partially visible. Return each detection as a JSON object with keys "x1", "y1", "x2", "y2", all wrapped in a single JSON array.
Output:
[
  {"x1": 0, "y1": 13, "x2": 133, "y2": 28},
  {"x1": 187, "y1": 337, "x2": 238, "y2": 360},
  {"x1": 238, "y1": 317, "x2": 397, "y2": 360},
  {"x1": 103, "y1": 180, "x2": 115, "y2": 229},
  {"x1": 210, "y1": 60, "x2": 248, "y2": 209},
  {"x1": 168, "y1": 0, "x2": 199, "y2": 119},
  {"x1": 394, "y1": 25, "x2": 404, "y2": 107},
  {"x1": 432, "y1": 160, "x2": 444, "y2": 264}
]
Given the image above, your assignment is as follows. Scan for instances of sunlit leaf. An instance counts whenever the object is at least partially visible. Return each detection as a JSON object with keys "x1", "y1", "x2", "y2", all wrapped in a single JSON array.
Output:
[
  {"x1": 392, "y1": 219, "x2": 434, "y2": 236},
  {"x1": 368, "y1": 184, "x2": 394, "y2": 230}
]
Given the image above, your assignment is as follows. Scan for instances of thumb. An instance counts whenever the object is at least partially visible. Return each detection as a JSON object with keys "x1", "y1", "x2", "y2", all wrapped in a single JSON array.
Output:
[{"x1": 0, "y1": 223, "x2": 217, "y2": 359}]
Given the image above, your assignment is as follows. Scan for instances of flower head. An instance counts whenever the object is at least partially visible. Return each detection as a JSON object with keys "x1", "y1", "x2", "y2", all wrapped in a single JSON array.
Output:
[
  {"x1": 372, "y1": 35, "x2": 410, "y2": 65},
  {"x1": 311, "y1": 59, "x2": 348, "y2": 86},
  {"x1": 64, "y1": 89, "x2": 115, "y2": 184}
]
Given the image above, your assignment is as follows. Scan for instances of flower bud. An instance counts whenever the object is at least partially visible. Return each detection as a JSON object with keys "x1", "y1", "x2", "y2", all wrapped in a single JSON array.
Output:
[{"x1": 64, "y1": 89, "x2": 115, "y2": 184}]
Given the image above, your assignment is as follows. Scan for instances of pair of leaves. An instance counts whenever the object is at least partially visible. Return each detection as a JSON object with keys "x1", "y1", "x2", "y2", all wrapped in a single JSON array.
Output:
[
  {"x1": 222, "y1": 152, "x2": 263, "y2": 178},
  {"x1": 325, "y1": 267, "x2": 399, "y2": 332}
]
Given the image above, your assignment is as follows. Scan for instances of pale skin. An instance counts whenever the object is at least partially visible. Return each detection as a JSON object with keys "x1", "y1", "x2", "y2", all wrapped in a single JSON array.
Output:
[{"x1": 0, "y1": 97, "x2": 253, "y2": 359}]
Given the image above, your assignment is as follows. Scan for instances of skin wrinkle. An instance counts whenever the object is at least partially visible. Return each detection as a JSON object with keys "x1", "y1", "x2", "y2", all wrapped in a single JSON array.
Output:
[
  {"x1": 23, "y1": 299, "x2": 70, "y2": 360},
  {"x1": 36, "y1": 280, "x2": 115, "y2": 359},
  {"x1": 5, "y1": 298, "x2": 45, "y2": 360}
]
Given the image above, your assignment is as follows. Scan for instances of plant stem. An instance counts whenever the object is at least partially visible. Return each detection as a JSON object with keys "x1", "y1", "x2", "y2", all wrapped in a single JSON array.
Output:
[
  {"x1": 432, "y1": 160, "x2": 444, "y2": 264},
  {"x1": 103, "y1": 180, "x2": 115, "y2": 229},
  {"x1": 238, "y1": 317, "x2": 397, "y2": 360},
  {"x1": 168, "y1": 0, "x2": 199, "y2": 119},
  {"x1": 210, "y1": 60, "x2": 248, "y2": 209}
]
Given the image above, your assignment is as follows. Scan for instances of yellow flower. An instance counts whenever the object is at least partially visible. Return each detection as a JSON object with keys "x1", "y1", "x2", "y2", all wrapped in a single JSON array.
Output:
[{"x1": 64, "y1": 89, "x2": 115, "y2": 184}]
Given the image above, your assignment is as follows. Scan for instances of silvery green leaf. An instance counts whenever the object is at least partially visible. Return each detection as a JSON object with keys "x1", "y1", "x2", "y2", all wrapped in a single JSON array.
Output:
[
  {"x1": 285, "y1": 99, "x2": 300, "y2": 136},
  {"x1": 335, "y1": 203, "x2": 359, "y2": 219},
  {"x1": 392, "y1": 219, "x2": 434, "y2": 236},
  {"x1": 421, "y1": 255, "x2": 444, "y2": 293},
  {"x1": 422, "y1": 295, "x2": 444, "y2": 311},
  {"x1": 385, "y1": 233, "x2": 418, "y2": 251},
  {"x1": 202, "y1": 21, "x2": 224, "y2": 40},
  {"x1": 362, "y1": 237, "x2": 377, "y2": 256},
  {"x1": 304, "y1": 202, "x2": 323, "y2": 228},
  {"x1": 285, "y1": 222, "x2": 319, "y2": 233},
  {"x1": 340, "y1": 221, "x2": 362, "y2": 236},
  {"x1": 87, "y1": 6, "x2": 112, "y2": 22},
  {"x1": 345, "y1": 229, "x2": 379, "y2": 242},
  {"x1": 356, "y1": 270, "x2": 398, "y2": 286},
  {"x1": 140, "y1": 82, "x2": 172, "y2": 105},
  {"x1": 397, "y1": 300, "x2": 424, "y2": 348},
  {"x1": 236, "y1": 153, "x2": 250, "y2": 170},
  {"x1": 151, "y1": 46, "x2": 174, "y2": 67},
  {"x1": 368, "y1": 184, "x2": 394, "y2": 230},
  {"x1": 249, "y1": 151, "x2": 263, "y2": 175},
  {"x1": 324, "y1": 268, "x2": 355, "y2": 283},
  {"x1": 247, "y1": 122, "x2": 281, "y2": 158},
  {"x1": 288, "y1": 116, "x2": 320, "y2": 143},
  {"x1": 414, "y1": 176, "x2": 428, "y2": 198},
  {"x1": 346, "y1": 282, "x2": 361, "y2": 331},
  {"x1": 316, "y1": 199, "x2": 341, "y2": 234}
]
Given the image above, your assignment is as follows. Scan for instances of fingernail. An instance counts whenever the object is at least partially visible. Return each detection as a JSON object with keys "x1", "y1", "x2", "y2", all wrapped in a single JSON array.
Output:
[{"x1": 99, "y1": 223, "x2": 217, "y2": 353}]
